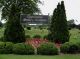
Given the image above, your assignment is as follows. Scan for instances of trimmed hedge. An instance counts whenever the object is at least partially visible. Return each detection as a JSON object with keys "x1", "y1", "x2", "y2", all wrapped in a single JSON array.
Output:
[
  {"x1": 0, "y1": 42, "x2": 13, "y2": 54},
  {"x1": 25, "y1": 35, "x2": 31, "y2": 39},
  {"x1": 43, "y1": 35, "x2": 48, "y2": 39},
  {"x1": 76, "y1": 42, "x2": 80, "y2": 53},
  {"x1": 60, "y1": 42, "x2": 78, "y2": 54},
  {"x1": 13, "y1": 43, "x2": 34, "y2": 55},
  {"x1": 0, "y1": 37, "x2": 4, "y2": 42},
  {"x1": 0, "y1": 42, "x2": 5, "y2": 54},
  {"x1": 37, "y1": 43, "x2": 58, "y2": 55},
  {"x1": 27, "y1": 27, "x2": 31, "y2": 30},
  {"x1": 33, "y1": 35, "x2": 41, "y2": 38}
]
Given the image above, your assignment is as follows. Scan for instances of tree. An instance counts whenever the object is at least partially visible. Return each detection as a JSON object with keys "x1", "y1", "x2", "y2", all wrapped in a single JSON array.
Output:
[
  {"x1": 49, "y1": 8, "x2": 57, "y2": 41},
  {"x1": 77, "y1": 24, "x2": 80, "y2": 30},
  {"x1": 59, "y1": 1, "x2": 69, "y2": 43},
  {"x1": 49, "y1": 1, "x2": 69, "y2": 43},
  {"x1": 1, "y1": 0, "x2": 41, "y2": 43},
  {"x1": 67, "y1": 19, "x2": 75, "y2": 25},
  {"x1": 67, "y1": 19, "x2": 76, "y2": 29},
  {"x1": 4, "y1": 4, "x2": 25, "y2": 43},
  {"x1": 0, "y1": 0, "x2": 41, "y2": 20}
]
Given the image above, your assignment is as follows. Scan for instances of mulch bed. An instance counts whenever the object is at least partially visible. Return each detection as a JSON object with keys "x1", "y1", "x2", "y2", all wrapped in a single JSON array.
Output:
[
  {"x1": 25, "y1": 38, "x2": 48, "y2": 48},
  {"x1": 25, "y1": 38, "x2": 61, "y2": 48}
]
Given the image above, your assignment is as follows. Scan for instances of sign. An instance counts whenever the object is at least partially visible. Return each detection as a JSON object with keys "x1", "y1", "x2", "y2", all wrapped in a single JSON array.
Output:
[{"x1": 20, "y1": 14, "x2": 49, "y2": 25}]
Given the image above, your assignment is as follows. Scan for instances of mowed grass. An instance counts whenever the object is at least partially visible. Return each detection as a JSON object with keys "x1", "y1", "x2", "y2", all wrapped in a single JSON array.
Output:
[
  {"x1": 0, "y1": 54, "x2": 80, "y2": 59},
  {"x1": 24, "y1": 28, "x2": 48, "y2": 37},
  {"x1": 25, "y1": 28, "x2": 80, "y2": 43},
  {"x1": 0, "y1": 28, "x2": 80, "y2": 43}
]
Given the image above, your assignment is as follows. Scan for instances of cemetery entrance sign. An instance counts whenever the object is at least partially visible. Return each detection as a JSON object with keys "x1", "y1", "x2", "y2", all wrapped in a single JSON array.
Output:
[{"x1": 20, "y1": 14, "x2": 49, "y2": 26}]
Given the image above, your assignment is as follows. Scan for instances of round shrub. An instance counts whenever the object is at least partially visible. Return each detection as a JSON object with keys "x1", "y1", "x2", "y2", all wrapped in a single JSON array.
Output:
[
  {"x1": 13, "y1": 43, "x2": 34, "y2": 55},
  {"x1": 60, "y1": 42, "x2": 78, "y2": 54},
  {"x1": 43, "y1": 35, "x2": 48, "y2": 39},
  {"x1": 76, "y1": 42, "x2": 80, "y2": 53},
  {"x1": 25, "y1": 35, "x2": 31, "y2": 39},
  {"x1": 4, "y1": 42, "x2": 13, "y2": 54},
  {"x1": 0, "y1": 37, "x2": 5, "y2": 42},
  {"x1": 68, "y1": 27, "x2": 71, "y2": 30},
  {"x1": 25, "y1": 44, "x2": 34, "y2": 55},
  {"x1": 13, "y1": 43, "x2": 27, "y2": 54},
  {"x1": 27, "y1": 27, "x2": 31, "y2": 30},
  {"x1": 43, "y1": 34, "x2": 53, "y2": 41},
  {"x1": 33, "y1": 35, "x2": 41, "y2": 39},
  {"x1": 37, "y1": 43, "x2": 58, "y2": 55},
  {"x1": 60, "y1": 42, "x2": 70, "y2": 54},
  {"x1": 0, "y1": 42, "x2": 13, "y2": 54},
  {"x1": 39, "y1": 26, "x2": 43, "y2": 30},
  {"x1": 0, "y1": 42, "x2": 5, "y2": 54}
]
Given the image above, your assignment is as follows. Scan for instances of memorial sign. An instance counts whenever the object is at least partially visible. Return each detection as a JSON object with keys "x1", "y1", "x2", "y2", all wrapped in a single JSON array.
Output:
[{"x1": 20, "y1": 14, "x2": 49, "y2": 25}]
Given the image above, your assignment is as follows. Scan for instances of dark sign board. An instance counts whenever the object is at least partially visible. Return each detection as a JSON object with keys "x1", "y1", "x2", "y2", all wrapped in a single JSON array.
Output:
[{"x1": 20, "y1": 14, "x2": 49, "y2": 25}]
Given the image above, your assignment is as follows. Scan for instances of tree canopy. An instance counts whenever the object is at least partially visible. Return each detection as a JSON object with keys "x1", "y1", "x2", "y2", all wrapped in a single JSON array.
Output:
[{"x1": 0, "y1": 0, "x2": 41, "y2": 20}]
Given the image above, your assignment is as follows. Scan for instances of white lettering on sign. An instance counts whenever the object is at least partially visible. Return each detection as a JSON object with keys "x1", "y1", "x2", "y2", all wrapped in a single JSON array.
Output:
[{"x1": 27, "y1": 16, "x2": 43, "y2": 19}]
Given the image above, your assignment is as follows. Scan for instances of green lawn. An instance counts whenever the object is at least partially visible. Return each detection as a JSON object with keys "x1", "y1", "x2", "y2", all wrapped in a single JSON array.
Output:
[
  {"x1": 25, "y1": 28, "x2": 80, "y2": 43},
  {"x1": 0, "y1": 28, "x2": 80, "y2": 43},
  {"x1": 24, "y1": 28, "x2": 48, "y2": 37},
  {"x1": 0, "y1": 54, "x2": 80, "y2": 59}
]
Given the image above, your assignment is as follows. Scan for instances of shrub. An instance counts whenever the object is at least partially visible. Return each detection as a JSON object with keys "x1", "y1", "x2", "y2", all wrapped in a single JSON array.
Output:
[
  {"x1": 45, "y1": 34, "x2": 53, "y2": 41},
  {"x1": 25, "y1": 44, "x2": 34, "y2": 55},
  {"x1": 0, "y1": 42, "x2": 13, "y2": 54},
  {"x1": 4, "y1": 42, "x2": 13, "y2": 54},
  {"x1": 60, "y1": 42, "x2": 78, "y2": 54},
  {"x1": 13, "y1": 43, "x2": 34, "y2": 55},
  {"x1": 39, "y1": 26, "x2": 43, "y2": 30},
  {"x1": 43, "y1": 35, "x2": 47, "y2": 39},
  {"x1": 13, "y1": 43, "x2": 26, "y2": 54},
  {"x1": 27, "y1": 27, "x2": 31, "y2": 30},
  {"x1": 33, "y1": 35, "x2": 41, "y2": 39},
  {"x1": 0, "y1": 37, "x2": 4, "y2": 42},
  {"x1": 76, "y1": 42, "x2": 80, "y2": 53},
  {"x1": 25, "y1": 35, "x2": 31, "y2": 39},
  {"x1": 0, "y1": 42, "x2": 5, "y2": 54},
  {"x1": 68, "y1": 27, "x2": 71, "y2": 30},
  {"x1": 37, "y1": 43, "x2": 58, "y2": 55}
]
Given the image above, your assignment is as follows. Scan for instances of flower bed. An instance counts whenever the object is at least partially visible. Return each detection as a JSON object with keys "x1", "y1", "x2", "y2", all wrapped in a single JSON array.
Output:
[{"x1": 25, "y1": 38, "x2": 48, "y2": 48}]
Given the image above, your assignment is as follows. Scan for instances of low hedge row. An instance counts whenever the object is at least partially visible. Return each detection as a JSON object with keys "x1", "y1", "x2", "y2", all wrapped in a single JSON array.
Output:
[
  {"x1": 0, "y1": 42, "x2": 34, "y2": 55},
  {"x1": 25, "y1": 35, "x2": 52, "y2": 39},
  {"x1": 60, "y1": 42, "x2": 80, "y2": 54},
  {"x1": 13, "y1": 43, "x2": 34, "y2": 55},
  {"x1": 0, "y1": 42, "x2": 59, "y2": 55},
  {"x1": 0, "y1": 42, "x2": 80, "y2": 55},
  {"x1": 37, "y1": 43, "x2": 58, "y2": 55},
  {"x1": 0, "y1": 42, "x2": 13, "y2": 54}
]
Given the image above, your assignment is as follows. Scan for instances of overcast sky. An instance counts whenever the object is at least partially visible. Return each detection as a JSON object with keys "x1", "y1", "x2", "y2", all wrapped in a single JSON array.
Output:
[{"x1": 39, "y1": 0, "x2": 80, "y2": 24}]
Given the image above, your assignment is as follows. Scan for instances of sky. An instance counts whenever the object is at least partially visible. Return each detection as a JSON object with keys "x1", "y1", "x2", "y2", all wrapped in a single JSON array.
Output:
[{"x1": 39, "y1": 0, "x2": 80, "y2": 24}]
